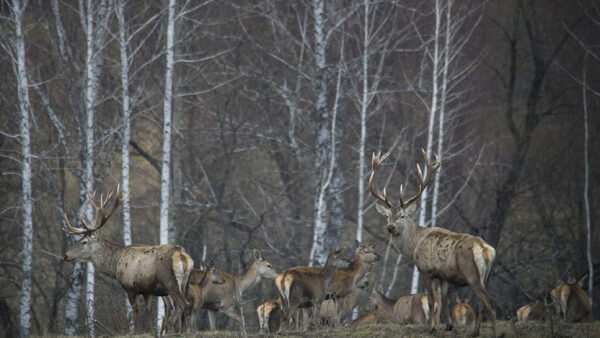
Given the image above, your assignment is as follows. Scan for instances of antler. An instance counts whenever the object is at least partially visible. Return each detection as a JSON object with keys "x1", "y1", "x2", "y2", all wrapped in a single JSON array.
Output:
[
  {"x1": 399, "y1": 149, "x2": 440, "y2": 207},
  {"x1": 369, "y1": 152, "x2": 394, "y2": 208},
  {"x1": 64, "y1": 185, "x2": 128, "y2": 235}
]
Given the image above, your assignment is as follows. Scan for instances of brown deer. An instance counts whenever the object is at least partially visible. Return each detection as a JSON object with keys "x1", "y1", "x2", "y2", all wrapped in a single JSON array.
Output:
[
  {"x1": 321, "y1": 241, "x2": 381, "y2": 325},
  {"x1": 369, "y1": 150, "x2": 497, "y2": 336},
  {"x1": 161, "y1": 261, "x2": 226, "y2": 334},
  {"x1": 63, "y1": 185, "x2": 194, "y2": 333},
  {"x1": 257, "y1": 297, "x2": 283, "y2": 333},
  {"x1": 276, "y1": 248, "x2": 351, "y2": 331},
  {"x1": 452, "y1": 296, "x2": 475, "y2": 327},
  {"x1": 550, "y1": 275, "x2": 590, "y2": 323},
  {"x1": 320, "y1": 270, "x2": 372, "y2": 325},
  {"x1": 516, "y1": 301, "x2": 548, "y2": 322},
  {"x1": 200, "y1": 249, "x2": 279, "y2": 330},
  {"x1": 371, "y1": 287, "x2": 441, "y2": 325},
  {"x1": 348, "y1": 308, "x2": 389, "y2": 328}
]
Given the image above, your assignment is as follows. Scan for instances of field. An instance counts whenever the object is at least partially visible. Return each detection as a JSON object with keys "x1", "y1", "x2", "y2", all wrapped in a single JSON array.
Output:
[{"x1": 36, "y1": 321, "x2": 600, "y2": 338}]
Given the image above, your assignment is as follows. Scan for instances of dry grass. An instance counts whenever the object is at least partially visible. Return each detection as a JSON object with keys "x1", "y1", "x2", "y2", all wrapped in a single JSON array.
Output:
[{"x1": 35, "y1": 320, "x2": 600, "y2": 337}]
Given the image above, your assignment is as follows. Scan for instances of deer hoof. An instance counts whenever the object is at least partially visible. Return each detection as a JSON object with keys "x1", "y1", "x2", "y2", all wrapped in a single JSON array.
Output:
[{"x1": 446, "y1": 324, "x2": 453, "y2": 331}]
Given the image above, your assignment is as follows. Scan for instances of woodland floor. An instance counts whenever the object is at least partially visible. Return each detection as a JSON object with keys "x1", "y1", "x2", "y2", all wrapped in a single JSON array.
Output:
[{"x1": 37, "y1": 320, "x2": 600, "y2": 338}]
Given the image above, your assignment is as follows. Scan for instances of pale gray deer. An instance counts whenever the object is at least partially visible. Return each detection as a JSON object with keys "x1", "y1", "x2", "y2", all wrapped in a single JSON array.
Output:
[
  {"x1": 276, "y1": 248, "x2": 351, "y2": 331},
  {"x1": 201, "y1": 249, "x2": 279, "y2": 330},
  {"x1": 550, "y1": 275, "x2": 590, "y2": 323},
  {"x1": 369, "y1": 150, "x2": 497, "y2": 336},
  {"x1": 63, "y1": 185, "x2": 194, "y2": 333}
]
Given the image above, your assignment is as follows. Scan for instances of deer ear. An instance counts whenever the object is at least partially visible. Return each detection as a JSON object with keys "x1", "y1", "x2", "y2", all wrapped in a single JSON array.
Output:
[
  {"x1": 253, "y1": 249, "x2": 262, "y2": 260},
  {"x1": 405, "y1": 204, "x2": 417, "y2": 217},
  {"x1": 578, "y1": 274, "x2": 588, "y2": 287},
  {"x1": 375, "y1": 203, "x2": 390, "y2": 216}
]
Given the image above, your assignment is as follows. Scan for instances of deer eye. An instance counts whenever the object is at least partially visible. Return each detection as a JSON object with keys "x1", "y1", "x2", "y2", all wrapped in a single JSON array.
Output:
[
  {"x1": 267, "y1": 263, "x2": 272, "y2": 268},
  {"x1": 82, "y1": 241, "x2": 88, "y2": 245}
]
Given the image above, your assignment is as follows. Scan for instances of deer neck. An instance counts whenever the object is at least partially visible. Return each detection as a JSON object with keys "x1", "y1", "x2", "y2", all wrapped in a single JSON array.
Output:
[
  {"x1": 399, "y1": 220, "x2": 427, "y2": 259},
  {"x1": 235, "y1": 262, "x2": 261, "y2": 294},
  {"x1": 321, "y1": 259, "x2": 340, "y2": 286},
  {"x1": 375, "y1": 292, "x2": 396, "y2": 316},
  {"x1": 90, "y1": 238, "x2": 124, "y2": 279},
  {"x1": 349, "y1": 255, "x2": 368, "y2": 282}
]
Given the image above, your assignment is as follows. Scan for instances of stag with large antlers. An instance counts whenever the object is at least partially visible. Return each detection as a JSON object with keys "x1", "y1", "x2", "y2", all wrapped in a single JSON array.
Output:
[
  {"x1": 63, "y1": 185, "x2": 194, "y2": 333},
  {"x1": 369, "y1": 150, "x2": 497, "y2": 336}
]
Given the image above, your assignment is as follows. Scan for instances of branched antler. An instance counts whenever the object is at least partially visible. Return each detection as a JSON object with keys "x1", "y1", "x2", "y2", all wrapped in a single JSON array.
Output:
[{"x1": 64, "y1": 185, "x2": 128, "y2": 235}]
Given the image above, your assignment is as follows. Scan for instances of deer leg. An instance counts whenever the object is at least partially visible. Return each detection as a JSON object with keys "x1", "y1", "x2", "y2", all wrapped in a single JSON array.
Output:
[
  {"x1": 126, "y1": 293, "x2": 140, "y2": 333},
  {"x1": 421, "y1": 273, "x2": 436, "y2": 331},
  {"x1": 440, "y1": 280, "x2": 452, "y2": 331},
  {"x1": 470, "y1": 283, "x2": 496, "y2": 337},
  {"x1": 207, "y1": 309, "x2": 218, "y2": 330},
  {"x1": 301, "y1": 308, "x2": 310, "y2": 331}
]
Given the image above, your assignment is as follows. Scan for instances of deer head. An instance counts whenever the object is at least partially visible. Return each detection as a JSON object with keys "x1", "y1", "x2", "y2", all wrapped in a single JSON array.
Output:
[
  {"x1": 64, "y1": 185, "x2": 127, "y2": 262},
  {"x1": 354, "y1": 240, "x2": 381, "y2": 264},
  {"x1": 369, "y1": 149, "x2": 440, "y2": 236},
  {"x1": 327, "y1": 247, "x2": 352, "y2": 269},
  {"x1": 202, "y1": 260, "x2": 226, "y2": 285},
  {"x1": 252, "y1": 249, "x2": 279, "y2": 280}
]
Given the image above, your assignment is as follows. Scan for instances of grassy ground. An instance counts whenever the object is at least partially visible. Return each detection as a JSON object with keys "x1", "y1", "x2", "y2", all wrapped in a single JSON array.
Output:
[{"x1": 37, "y1": 321, "x2": 600, "y2": 337}]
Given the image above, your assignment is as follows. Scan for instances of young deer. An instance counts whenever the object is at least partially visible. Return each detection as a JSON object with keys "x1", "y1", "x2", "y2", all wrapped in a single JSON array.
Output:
[
  {"x1": 320, "y1": 270, "x2": 372, "y2": 325},
  {"x1": 452, "y1": 296, "x2": 475, "y2": 327},
  {"x1": 371, "y1": 287, "x2": 441, "y2": 325},
  {"x1": 321, "y1": 241, "x2": 381, "y2": 325},
  {"x1": 201, "y1": 249, "x2": 279, "y2": 330},
  {"x1": 516, "y1": 301, "x2": 548, "y2": 322},
  {"x1": 63, "y1": 186, "x2": 194, "y2": 333},
  {"x1": 370, "y1": 150, "x2": 497, "y2": 336},
  {"x1": 161, "y1": 261, "x2": 226, "y2": 334},
  {"x1": 277, "y1": 248, "x2": 351, "y2": 331},
  {"x1": 257, "y1": 297, "x2": 283, "y2": 333},
  {"x1": 550, "y1": 275, "x2": 590, "y2": 323},
  {"x1": 348, "y1": 308, "x2": 389, "y2": 328}
]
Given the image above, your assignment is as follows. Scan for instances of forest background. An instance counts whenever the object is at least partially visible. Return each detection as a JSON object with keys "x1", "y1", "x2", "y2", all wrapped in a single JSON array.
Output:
[{"x1": 0, "y1": 0, "x2": 599, "y2": 336}]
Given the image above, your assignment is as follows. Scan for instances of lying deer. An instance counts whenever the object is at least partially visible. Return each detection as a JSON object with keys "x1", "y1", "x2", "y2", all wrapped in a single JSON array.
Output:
[
  {"x1": 516, "y1": 301, "x2": 548, "y2": 322},
  {"x1": 276, "y1": 248, "x2": 351, "y2": 331},
  {"x1": 452, "y1": 296, "x2": 475, "y2": 327},
  {"x1": 348, "y1": 307, "x2": 389, "y2": 328},
  {"x1": 370, "y1": 150, "x2": 497, "y2": 336},
  {"x1": 550, "y1": 275, "x2": 590, "y2": 323},
  {"x1": 321, "y1": 241, "x2": 381, "y2": 325},
  {"x1": 371, "y1": 287, "x2": 440, "y2": 325},
  {"x1": 320, "y1": 270, "x2": 372, "y2": 325},
  {"x1": 201, "y1": 249, "x2": 278, "y2": 330},
  {"x1": 63, "y1": 185, "x2": 193, "y2": 333}
]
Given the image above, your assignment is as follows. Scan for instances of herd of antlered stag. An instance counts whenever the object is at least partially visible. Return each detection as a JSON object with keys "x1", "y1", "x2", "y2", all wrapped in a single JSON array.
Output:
[{"x1": 63, "y1": 149, "x2": 591, "y2": 336}]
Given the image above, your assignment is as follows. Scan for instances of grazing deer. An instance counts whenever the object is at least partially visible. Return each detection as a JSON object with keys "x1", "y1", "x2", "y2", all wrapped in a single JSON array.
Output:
[
  {"x1": 452, "y1": 296, "x2": 475, "y2": 327},
  {"x1": 320, "y1": 270, "x2": 372, "y2": 325},
  {"x1": 550, "y1": 275, "x2": 590, "y2": 323},
  {"x1": 63, "y1": 186, "x2": 194, "y2": 333},
  {"x1": 516, "y1": 301, "x2": 548, "y2": 322},
  {"x1": 257, "y1": 297, "x2": 283, "y2": 333},
  {"x1": 369, "y1": 150, "x2": 497, "y2": 336},
  {"x1": 321, "y1": 241, "x2": 381, "y2": 325},
  {"x1": 277, "y1": 248, "x2": 351, "y2": 331},
  {"x1": 201, "y1": 249, "x2": 279, "y2": 330},
  {"x1": 371, "y1": 287, "x2": 441, "y2": 325}
]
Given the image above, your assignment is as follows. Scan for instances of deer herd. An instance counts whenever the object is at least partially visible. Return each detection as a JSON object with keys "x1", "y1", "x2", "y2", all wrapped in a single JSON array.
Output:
[{"x1": 62, "y1": 149, "x2": 592, "y2": 336}]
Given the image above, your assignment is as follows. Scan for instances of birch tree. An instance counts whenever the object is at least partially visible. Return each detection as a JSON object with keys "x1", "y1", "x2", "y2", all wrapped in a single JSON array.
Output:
[
  {"x1": 157, "y1": 0, "x2": 177, "y2": 329},
  {"x1": 2, "y1": 0, "x2": 35, "y2": 335},
  {"x1": 582, "y1": 52, "x2": 593, "y2": 313}
]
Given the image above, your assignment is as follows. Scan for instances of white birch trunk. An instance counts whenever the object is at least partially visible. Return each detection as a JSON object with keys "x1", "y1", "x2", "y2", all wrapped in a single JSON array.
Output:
[
  {"x1": 157, "y1": 0, "x2": 176, "y2": 329},
  {"x1": 582, "y1": 53, "x2": 593, "y2": 312},
  {"x1": 116, "y1": 0, "x2": 134, "y2": 330},
  {"x1": 356, "y1": 0, "x2": 369, "y2": 243},
  {"x1": 431, "y1": 0, "x2": 452, "y2": 228},
  {"x1": 411, "y1": 0, "x2": 441, "y2": 294},
  {"x1": 14, "y1": 1, "x2": 33, "y2": 335},
  {"x1": 309, "y1": 0, "x2": 330, "y2": 267}
]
